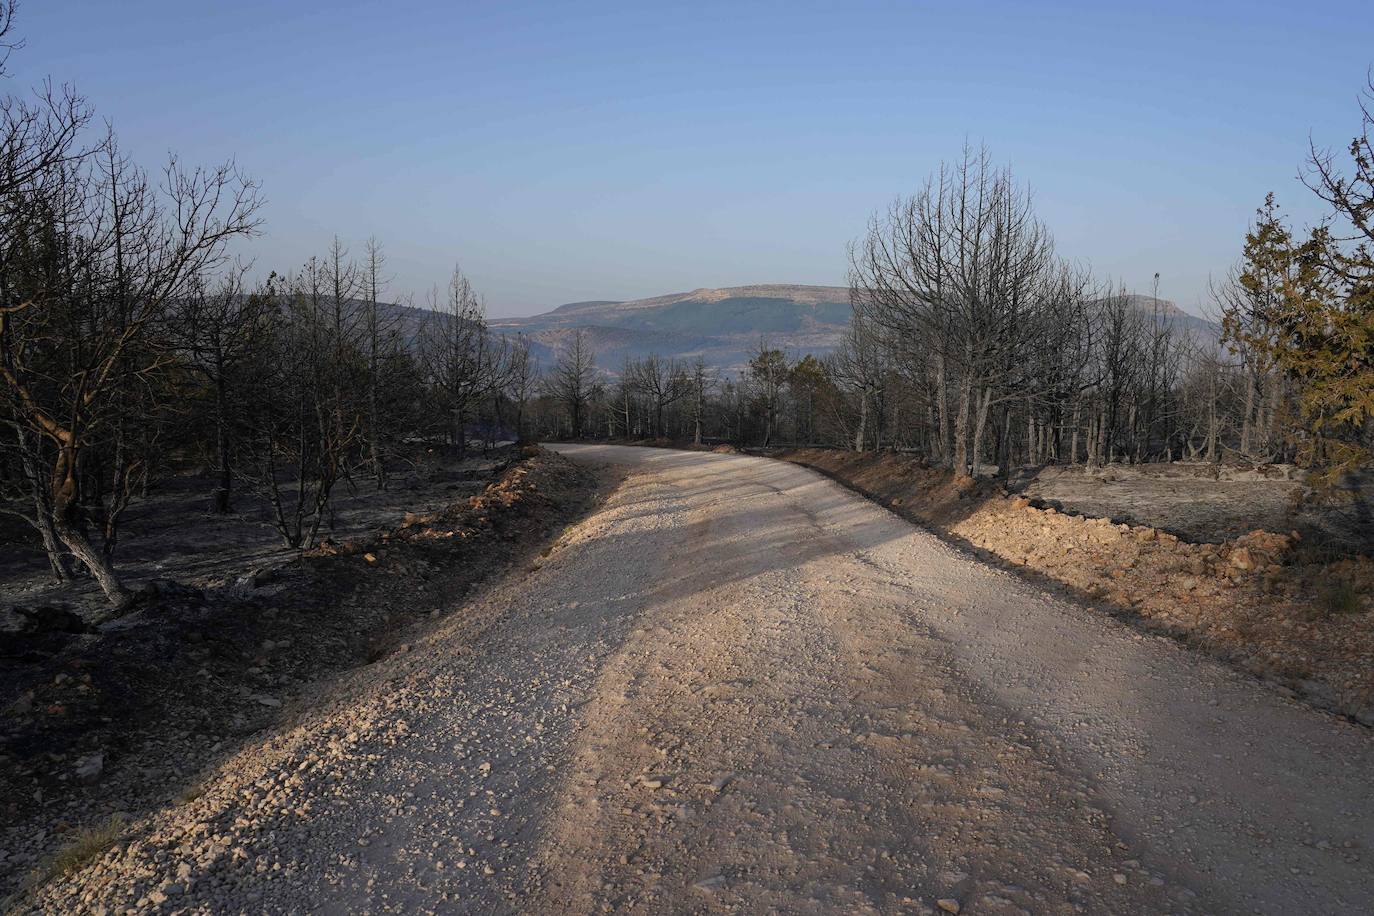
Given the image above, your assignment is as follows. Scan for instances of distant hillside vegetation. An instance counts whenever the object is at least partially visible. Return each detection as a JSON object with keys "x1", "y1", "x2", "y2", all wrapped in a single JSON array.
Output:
[
  {"x1": 377, "y1": 285, "x2": 1218, "y2": 376},
  {"x1": 490, "y1": 285, "x2": 853, "y2": 375}
]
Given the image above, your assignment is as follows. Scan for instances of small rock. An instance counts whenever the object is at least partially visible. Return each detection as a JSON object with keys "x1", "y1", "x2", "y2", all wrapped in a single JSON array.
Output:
[
  {"x1": 936, "y1": 898, "x2": 961, "y2": 914},
  {"x1": 1113, "y1": 873, "x2": 1128, "y2": 885},
  {"x1": 12, "y1": 606, "x2": 89, "y2": 635},
  {"x1": 640, "y1": 775, "x2": 665, "y2": 789},
  {"x1": 255, "y1": 695, "x2": 282, "y2": 708},
  {"x1": 237, "y1": 564, "x2": 279, "y2": 588},
  {"x1": 73, "y1": 752, "x2": 104, "y2": 785},
  {"x1": 694, "y1": 875, "x2": 726, "y2": 892}
]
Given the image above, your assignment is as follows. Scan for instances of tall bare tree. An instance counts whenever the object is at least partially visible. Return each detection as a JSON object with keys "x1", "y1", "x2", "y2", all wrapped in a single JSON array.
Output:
[
  {"x1": 361, "y1": 237, "x2": 400, "y2": 487},
  {"x1": 830, "y1": 294, "x2": 887, "y2": 451},
  {"x1": 850, "y1": 145, "x2": 1059, "y2": 473},
  {"x1": 0, "y1": 114, "x2": 260, "y2": 602},
  {"x1": 506, "y1": 333, "x2": 538, "y2": 442},
  {"x1": 748, "y1": 341, "x2": 788, "y2": 447},
  {"x1": 689, "y1": 356, "x2": 714, "y2": 445},
  {"x1": 551, "y1": 329, "x2": 595, "y2": 438},
  {"x1": 420, "y1": 264, "x2": 512, "y2": 456},
  {"x1": 627, "y1": 353, "x2": 689, "y2": 439},
  {"x1": 169, "y1": 265, "x2": 271, "y2": 512}
]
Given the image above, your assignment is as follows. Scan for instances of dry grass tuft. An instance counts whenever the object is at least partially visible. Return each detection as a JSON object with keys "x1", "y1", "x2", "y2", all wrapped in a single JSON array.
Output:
[
  {"x1": 1319, "y1": 576, "x2": 1363, "y2": 617},
  {"x1": 32, "y1": 815, "x2": 126, "y2": 886},
  {"x1": 176, "y1": 781, "x2": 207, "y2": 805}
]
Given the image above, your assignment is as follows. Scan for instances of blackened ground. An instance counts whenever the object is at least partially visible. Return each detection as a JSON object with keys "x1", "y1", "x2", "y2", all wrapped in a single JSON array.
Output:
[
  {"x1": 0, "y1": 447, "x2": 608, "y2": 899},
  {"x1": 0, "y1": 450, "x2": 518, "y2": 620}
]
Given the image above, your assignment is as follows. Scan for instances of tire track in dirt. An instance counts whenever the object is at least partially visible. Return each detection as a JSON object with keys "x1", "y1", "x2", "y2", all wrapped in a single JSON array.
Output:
[
  {"x1": 531, "y1": 450, "x2": 1195, "y2": 913},
  {"x1": 537, "y1": 444, "x2": 1373, "y2": 914}
]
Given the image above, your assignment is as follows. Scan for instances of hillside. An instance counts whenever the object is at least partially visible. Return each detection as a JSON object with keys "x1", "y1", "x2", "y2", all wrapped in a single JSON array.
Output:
[
  {"x1": 371, "y1": 285, "x2": 1219, "y2": 376},
  {"x1": 1100, "y1": 293, "x2": 1220, "y2": 340},
  {"x1": 484, "y1": 285, "x2": 1218, "y2": 375},
  {"x1": 490, "y1": 284, "x2": 853, "y2": 374}
]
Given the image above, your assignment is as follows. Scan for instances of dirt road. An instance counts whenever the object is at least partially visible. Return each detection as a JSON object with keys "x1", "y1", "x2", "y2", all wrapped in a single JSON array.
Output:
[{"x1": 30, "y1": 445, "x2": 1374, "y2": 914}]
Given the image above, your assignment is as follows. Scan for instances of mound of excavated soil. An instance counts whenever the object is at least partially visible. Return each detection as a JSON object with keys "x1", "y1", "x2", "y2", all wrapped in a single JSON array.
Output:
[{"x1": 776, "y1": 449, "x2": 1374, "y2": 722}]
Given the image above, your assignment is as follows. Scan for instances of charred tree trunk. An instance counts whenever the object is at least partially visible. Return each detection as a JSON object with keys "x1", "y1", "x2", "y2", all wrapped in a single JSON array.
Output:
[
  {"x1": 1240, "y1": 371, "x2": 1255, "y2": 457},
  {"x1": 970, "y1": 387, "x2": 992, "y2": 477},
  {"x1": 953, "y1": 372, "x2": 973, "y2": 474},
  {"x1": 50, "y1": 445, "x2": 130, "y2": 605},
  {"x1": 208, "y1": 367, "x2": 233, "y2": 513},
  {"x1": 16, "y1": 430, "x2": 71, "y2": 582},
  {"x1": 854, "y1": 389, "x2": 869, "y2": 452},
  {"x1": 935, "y1": 354, "x2": 951, "y2": 466}
]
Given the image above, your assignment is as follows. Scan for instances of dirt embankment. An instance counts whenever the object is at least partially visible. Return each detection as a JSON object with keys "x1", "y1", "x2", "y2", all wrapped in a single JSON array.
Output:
[
  {"x1": 775, "y1": 448, "x2": 1374, "y2": 722},
  {"x1": 0, "y1": 447, "x2": 602, "y2": 899}
]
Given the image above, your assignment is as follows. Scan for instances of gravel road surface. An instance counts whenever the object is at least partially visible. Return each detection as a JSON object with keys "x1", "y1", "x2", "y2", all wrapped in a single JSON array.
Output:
[{"x1": 29, "y1": 444, "x2": 1374, "y2": 914}]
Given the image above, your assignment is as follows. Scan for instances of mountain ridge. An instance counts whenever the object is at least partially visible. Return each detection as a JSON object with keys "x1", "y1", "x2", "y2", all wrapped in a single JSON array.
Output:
[
  {"x1": 486, "y1": 284, "x2": 1216, "y2": 375},
  {"x1": 502, "y1": 284, "x2": 853, "y2": 322},
  {"x1": 371, "y1": 285, "x2": 1217, "y2": 376},
  {"x1": 490, "y1": 284, "x2": 852, "y2": 374}
]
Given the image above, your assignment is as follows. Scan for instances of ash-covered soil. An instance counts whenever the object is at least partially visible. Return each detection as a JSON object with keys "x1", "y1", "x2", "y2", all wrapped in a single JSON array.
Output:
[
  {"x1": 0, "y1": 451, "x2": 518, "y2": 620},
  {"x1": 0, "y1": 447, "x2": 605, "y2": 901},
  {"x1": 1017, "y1": 461, "x2": 1372, "y2": 549}
]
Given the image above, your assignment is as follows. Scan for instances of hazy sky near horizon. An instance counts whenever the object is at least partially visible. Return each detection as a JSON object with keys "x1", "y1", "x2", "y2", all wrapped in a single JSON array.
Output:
[{"x1": 10, "y1": 0, "x2": 1371, "y2": 317}]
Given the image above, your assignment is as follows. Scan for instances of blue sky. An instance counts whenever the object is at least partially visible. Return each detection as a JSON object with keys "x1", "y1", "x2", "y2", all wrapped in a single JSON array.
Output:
[{"x1": 8, "y1": 0, "x2": 1371, "y2": 316}]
